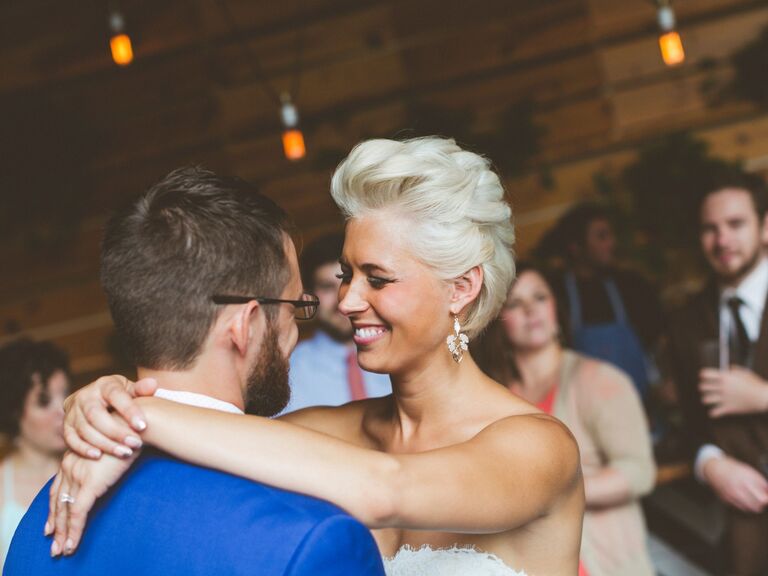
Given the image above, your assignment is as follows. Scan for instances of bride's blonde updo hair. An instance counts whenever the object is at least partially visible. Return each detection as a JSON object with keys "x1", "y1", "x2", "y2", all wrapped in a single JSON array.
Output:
[{"x1": 330, "y1": 136, "x2": 515, "y2": 338}]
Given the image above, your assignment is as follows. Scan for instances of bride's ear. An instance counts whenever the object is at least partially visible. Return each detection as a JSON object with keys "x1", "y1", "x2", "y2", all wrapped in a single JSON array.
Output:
[
  {"x1": 228, "y1": 301, "x2": 264, "y2": 357},
  {"x1": 449, "y1": 265, "x2": 483, "y2": 315}
]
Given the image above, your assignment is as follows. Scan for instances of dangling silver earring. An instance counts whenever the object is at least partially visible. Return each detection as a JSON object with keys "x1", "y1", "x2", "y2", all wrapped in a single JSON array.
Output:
[{"x1": 446, "y1": 315, "x2": 469, "y2": 364}]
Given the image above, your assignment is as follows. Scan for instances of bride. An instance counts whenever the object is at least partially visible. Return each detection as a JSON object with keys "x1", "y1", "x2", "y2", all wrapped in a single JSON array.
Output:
[{"x1": 50, "y1": 137, "x2": 584, "y2": 574}]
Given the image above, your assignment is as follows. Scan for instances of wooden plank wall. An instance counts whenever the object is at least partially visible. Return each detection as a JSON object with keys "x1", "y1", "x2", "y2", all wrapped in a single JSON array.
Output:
[{"x1": 1, "y1": 0, "x2": 767, "y2": 381}]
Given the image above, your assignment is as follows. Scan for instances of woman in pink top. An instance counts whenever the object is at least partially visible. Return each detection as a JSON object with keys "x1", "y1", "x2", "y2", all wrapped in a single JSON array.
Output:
[{"x1": 475, "y1": 264, "x2": 656, "y2": 576}]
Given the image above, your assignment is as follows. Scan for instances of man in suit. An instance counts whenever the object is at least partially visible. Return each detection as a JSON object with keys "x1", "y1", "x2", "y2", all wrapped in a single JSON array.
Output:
[
  {"x1": 669, "y1": 177, "x2": 768, "y2": 575},
  {"x1": 4, "y1": 167, "x2": 385, "y2": 575}
]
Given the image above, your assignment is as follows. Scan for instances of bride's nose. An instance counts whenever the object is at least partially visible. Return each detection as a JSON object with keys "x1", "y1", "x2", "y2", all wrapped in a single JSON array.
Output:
[{"x1": 338, "y1": 279, "x2": 368, "y2": 316}]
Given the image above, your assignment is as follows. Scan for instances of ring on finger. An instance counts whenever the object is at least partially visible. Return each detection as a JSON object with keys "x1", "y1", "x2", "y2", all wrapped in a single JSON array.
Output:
[{"x1": 60, "y1": 493, "x2": 75, "y2": 505}]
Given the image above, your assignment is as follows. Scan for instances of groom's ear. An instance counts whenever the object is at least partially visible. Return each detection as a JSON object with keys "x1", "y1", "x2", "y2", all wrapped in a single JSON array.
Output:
[
  {"x1": 229, "y1": 301, "x2": 265, "y2": 358},
  {"x1": 449, "y1": 265, "x2": 483, "y2": 316}
]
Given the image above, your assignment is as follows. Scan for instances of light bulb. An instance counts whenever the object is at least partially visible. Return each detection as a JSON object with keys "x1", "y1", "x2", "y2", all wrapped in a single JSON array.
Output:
[
  {"x1": 110, "y1": 33, "x2": 133, "y2": 66},
  {"x1": 280, "y1": 94, "x2": 305, "y2": 160},
  {"x1": 109, "y1": 11, "x2": 133, "y2": 66},
  {"x1": 282, "y1": 129, "x2": 306, "y2": 161},
  {"x1": 659, "y1": 30, "x2": 685, "y2": 66}
]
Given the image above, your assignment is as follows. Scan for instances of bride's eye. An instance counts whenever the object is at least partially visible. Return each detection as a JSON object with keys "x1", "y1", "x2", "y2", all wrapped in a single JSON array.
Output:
[
  {"x1": 335, "y1": 272, "x2": 352, "y2": 283},
  {"x1": 368, "y1": 276, "x2": 394, "y2": 289}
]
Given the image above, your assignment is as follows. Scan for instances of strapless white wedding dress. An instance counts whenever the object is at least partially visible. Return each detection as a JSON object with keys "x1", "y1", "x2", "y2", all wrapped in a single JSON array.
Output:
[{"x1": 383, "y1": 546, "x2": 527, "y2": 576}]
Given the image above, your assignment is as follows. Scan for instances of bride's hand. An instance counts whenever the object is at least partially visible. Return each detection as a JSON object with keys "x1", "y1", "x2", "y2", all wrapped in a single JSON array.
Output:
[
  {"x1": 46, "y1": 449, "x2": 138, "y2": 556},
  {"x1": 64, "y1": 375, "x2": 157, "y2": 459}
]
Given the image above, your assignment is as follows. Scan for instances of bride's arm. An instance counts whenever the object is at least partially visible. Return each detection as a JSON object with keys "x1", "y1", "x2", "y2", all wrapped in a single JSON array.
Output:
[
  {"x1": 136, "y1": 397, "x2": 580, "y2": 532},
  {"x1": 54, "y1": 382, "x2": 580, "y2": 552}
]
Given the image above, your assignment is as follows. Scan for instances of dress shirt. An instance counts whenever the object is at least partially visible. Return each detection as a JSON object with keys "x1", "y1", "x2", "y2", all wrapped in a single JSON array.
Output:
[
  {"x1": 696, "y1": 257, "x2": 768, "y2": 482},
  {"x1": 285, "y1": 330, "x2": 391, "y2": 413},
  {"x1": 719, "y1": 257, "x2": 768, "y2": 343},
  {"x1": 154, "y1": 388, "x2": 244, "y2": 414}
]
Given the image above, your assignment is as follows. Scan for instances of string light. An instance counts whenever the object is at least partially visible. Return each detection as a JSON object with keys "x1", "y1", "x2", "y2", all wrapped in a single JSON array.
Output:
[
  {"x1": 216, "y1": 0, "x2": 306, "y2": 161},
  {"x1": 109, "y1": 10, "x2": 133, "y2": 66},
  {"x1": 659, "y1": 31, "x2": 684, "y2": 66},
  {"x1": 280, "y1": 94, "x2": 306, "y2": 161},
  {"x1": 657, "y1": 1, "x2": 685, "y2": 66}
]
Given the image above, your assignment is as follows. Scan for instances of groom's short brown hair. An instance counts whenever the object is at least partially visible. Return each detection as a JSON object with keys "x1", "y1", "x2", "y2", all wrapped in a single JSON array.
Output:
[{"x1": 101, "y1": 167, "x2": 290, "y2": 370}]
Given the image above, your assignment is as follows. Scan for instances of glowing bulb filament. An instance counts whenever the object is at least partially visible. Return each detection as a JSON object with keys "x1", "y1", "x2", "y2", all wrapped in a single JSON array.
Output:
[
  {"x1": 282, "y1": 129, "x2": 306, "y2": 161},
  {"x1": 659, "y1": 31, "x2": 685, "y2": 66},
  {"x1": 110, "y1": 33, "x2": 133, "y2": 66}
]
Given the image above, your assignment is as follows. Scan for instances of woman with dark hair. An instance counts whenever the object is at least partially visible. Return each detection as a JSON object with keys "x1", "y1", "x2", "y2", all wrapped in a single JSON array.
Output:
[
  {"x1": 474, "y1": 263, "x2": 656, "y2": 576},
  {"x1": 0, "y1": 339, "x2": 70, "y2": 566}
]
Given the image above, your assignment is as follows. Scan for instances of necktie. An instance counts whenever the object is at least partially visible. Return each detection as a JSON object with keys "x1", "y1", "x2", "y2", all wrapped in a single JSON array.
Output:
[
  {"x1": 346, "y1": 349, "x2": 367, "y2": 401},
  {"x1": 727, "y1": 296, "x2": 752, "y2": 367}
]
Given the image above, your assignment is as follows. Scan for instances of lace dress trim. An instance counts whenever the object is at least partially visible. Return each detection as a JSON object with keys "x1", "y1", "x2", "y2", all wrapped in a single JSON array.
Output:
[{"x1": 383, "y1": 545, "x2": 528, "y2": 576}]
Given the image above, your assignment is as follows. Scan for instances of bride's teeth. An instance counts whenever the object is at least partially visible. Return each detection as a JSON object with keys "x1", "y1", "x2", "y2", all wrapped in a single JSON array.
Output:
[{"x1": 356, "y1": 327, "x2": 384, "y2": 339}]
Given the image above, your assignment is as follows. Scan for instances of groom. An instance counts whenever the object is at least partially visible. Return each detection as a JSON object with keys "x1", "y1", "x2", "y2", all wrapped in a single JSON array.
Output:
[{"x1": 5, "y1": 167, "x2": 385, "y2": 575}]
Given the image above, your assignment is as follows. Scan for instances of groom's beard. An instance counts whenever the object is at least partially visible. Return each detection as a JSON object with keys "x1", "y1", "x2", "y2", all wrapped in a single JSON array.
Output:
[{"x1": 244, "y1": 322, "x2": 291, "y2": 417}]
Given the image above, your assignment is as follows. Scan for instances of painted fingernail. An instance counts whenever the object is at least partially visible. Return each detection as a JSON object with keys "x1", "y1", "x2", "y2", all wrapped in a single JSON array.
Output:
[
  {"x1": 124, "y1": 435, "x2": 142, "y2": 449},
  {"x1": 44, "y1": 521, "x2": 52, "y2": 536},
  {"x1": 64, "y1": 539, "x2": 74, "y2": 554},
  {"x1": 51, "y1": 540, "x2": 61, "y2": 556},
  {"x1": 114, "y1": 445, "x2": 133, "y2": 458},
  {"x1": 132, "y1": 418, "x2": 147, "y2": 431},
  {"x1": 87, "y1": 448, "x2": 102, "y2": 459}
]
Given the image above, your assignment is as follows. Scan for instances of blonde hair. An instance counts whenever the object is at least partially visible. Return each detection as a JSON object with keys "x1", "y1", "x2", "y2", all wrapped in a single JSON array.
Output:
[{"x1": 330, "y1": 137, "x2": 515, "y2": 337}]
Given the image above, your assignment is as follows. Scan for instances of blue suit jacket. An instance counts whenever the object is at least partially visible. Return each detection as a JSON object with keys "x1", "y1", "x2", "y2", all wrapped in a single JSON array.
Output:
[{"x1": 5, "y1": 450, "x2": 385, "y2": 575}]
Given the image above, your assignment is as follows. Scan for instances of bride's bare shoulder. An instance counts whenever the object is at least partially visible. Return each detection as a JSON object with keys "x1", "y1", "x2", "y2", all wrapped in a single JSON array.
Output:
[
  {"x1": 277, "y1": 395, "x2": 393, "y2": 440},
  {"x1": 486, "y1": 410, "x2": 575, "y2": 444},
  {"x1": 479, "y1": 383, "x2": 575, "y2": 442},
  {"x1": 468, "y1": 384, "x2": 579, "y2": 469},
  {"x1": 478, "y1": 409, "x2": 581, "y2": 480}
]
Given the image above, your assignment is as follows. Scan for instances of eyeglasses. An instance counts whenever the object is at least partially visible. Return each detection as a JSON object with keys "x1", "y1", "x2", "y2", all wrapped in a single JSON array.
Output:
[{"x1": 211, "y1": 293, "x2": 319, "y2": 320}]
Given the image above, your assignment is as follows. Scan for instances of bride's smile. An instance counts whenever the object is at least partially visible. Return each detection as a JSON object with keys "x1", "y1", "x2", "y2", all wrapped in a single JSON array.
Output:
[{"x1": 352, "y1": 325, "x2": 389, "y2": 346}]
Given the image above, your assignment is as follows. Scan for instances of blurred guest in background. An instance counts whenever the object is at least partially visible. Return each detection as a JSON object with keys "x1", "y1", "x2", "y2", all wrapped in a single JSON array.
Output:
[
  {"x1": 475, "y1": 263, "x2": 656, "y2": 576},
  {"x1": 285, "y1": 232, "x2": 390, "y2": 412},
  {"x1": 543, "y1": 203, "x2": 664, "y2": 401},
  {"x1": 668, "y1": 178, "x2": 768, "y2": 575},
  {"x1": 0, "y1": 339, "x2": 69, "y2": 566}
]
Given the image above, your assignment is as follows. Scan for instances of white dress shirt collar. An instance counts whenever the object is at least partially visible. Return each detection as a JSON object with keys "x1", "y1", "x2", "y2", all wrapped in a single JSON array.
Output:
[
  {"x1": 733, "y1": 257, "x2": 768, "y2": 316},
  {"x1": 719, "y1": 257, "x2": 768, "y2": 343},
  {"x1": 154, "y1": 388, "x2": 244, "y2": 414}
]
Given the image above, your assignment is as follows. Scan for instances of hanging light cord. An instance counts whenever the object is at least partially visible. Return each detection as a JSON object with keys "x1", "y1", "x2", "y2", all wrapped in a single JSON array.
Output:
[{"x1": 215, "y1": 0, "x2": 305, "y2": 107}]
